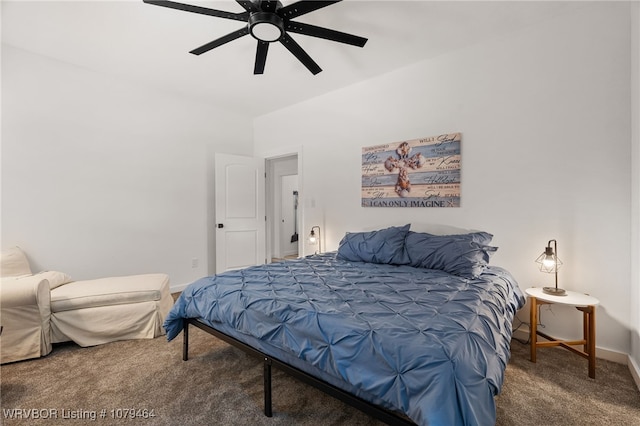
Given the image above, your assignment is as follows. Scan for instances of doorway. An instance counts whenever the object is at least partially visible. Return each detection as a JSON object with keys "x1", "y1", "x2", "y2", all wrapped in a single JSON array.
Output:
[{"x1": 266, "y1": 154, "x2": 299, "y2": 262}]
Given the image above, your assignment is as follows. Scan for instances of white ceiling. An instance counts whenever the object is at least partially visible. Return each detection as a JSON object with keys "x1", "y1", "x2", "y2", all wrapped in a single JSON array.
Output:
[{"x1": 2, "y1": 0, "x2": 585, "y2": 118}]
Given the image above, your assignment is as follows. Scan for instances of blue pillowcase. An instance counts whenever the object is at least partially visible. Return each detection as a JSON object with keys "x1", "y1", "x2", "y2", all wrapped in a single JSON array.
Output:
[
  {"x1": 404, "y1": 231, "x2": 497, "y2": 279},
  {"x1": 337, "y1": 224, "x2": 411, "y2": 265},
  {"x1": 336, "y1": 225, "x2": 496, "y2": 279},
  {"x1": 436, "y1": 231, "x2": 494, "y2": 245}
]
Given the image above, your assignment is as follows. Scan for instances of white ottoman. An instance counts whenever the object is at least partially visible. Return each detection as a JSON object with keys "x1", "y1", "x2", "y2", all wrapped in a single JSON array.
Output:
[{"x1": 50, "y1": 273, "x2": 173, "y2": 347}]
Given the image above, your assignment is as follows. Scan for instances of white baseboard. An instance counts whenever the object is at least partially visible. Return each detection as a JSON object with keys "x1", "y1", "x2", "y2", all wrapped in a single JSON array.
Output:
[
  {"x1": 629, "y1": 355, "x2": 640, "y2": 392},
  {"x1": 512, "y1": 328, "x2": 529, "y2": 343},
  {"x1": 169, "y1": 282, "x2": 191, "y2": 294},
  {"x1": 596, "y1": 346, "x2": 629, "y2": 364},
  {"x1": 511, "y1": 328, "x2": 630, "y2": 365}
]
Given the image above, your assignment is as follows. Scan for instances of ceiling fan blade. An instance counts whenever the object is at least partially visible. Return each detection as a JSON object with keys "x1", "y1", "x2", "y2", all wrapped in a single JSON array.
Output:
[
  {"x1": 235, "y1": 1, "x2": 257, "y2": 13},
  {"x1": 190, "y1": 28, "x2": 249, "y2": 55},
  {"x1": 260, "y1": 1, "x2": 279, "y2": 13},
  {"x1": 279, "y1": 33, "x2": 322, "y2": 75},
  {"x1": 254, "y1": 41, "x2": 269, "y2": 74},
  {"x1": 144, "y1": 0, "x2": 249, "y2": 21},
  {"x1": 278, "y1": 1, "x2": 341, "y2": 20},
  {"x1": 286, "y1": 21, "x2": 367, "y2": 47}
]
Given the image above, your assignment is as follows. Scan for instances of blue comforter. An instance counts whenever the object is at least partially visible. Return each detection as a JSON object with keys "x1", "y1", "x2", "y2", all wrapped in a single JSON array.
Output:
[{"x1": 164, "y1": 252, "x2": 525, "y2": 426}]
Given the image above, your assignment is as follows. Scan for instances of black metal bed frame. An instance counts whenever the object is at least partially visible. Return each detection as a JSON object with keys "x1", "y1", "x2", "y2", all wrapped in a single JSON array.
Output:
[{"x1": 183, "y1": 318, "x2": 416, "y2": 425}]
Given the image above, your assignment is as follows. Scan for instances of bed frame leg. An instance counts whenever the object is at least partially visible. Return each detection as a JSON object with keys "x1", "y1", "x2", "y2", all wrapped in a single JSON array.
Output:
[
  {"x1": 183, "y1": 319, "x2": 189, "y2": 361},
  {"x1": 263, "y1": 358, "x2": 273, "y2": 417}
]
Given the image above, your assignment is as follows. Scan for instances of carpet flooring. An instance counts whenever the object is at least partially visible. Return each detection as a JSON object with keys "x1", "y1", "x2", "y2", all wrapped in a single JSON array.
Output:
[{"x1": 1, "y1": 327, "x2": 639, "y2": 426}]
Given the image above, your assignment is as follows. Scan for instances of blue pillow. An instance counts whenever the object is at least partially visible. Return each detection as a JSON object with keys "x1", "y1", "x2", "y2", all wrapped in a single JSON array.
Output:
[
  {"x1": 417, "y1": 231, "x2": 494, "y2": 245},
  {"x1": 337, "y1": 224, "x2": 411, "y2": 265},
  {"x1": 405, "y1": 232, "x2": 497, "y2": 278}
]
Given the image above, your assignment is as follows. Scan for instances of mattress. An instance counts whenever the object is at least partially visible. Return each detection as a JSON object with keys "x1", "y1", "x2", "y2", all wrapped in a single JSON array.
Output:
[{"x1": 164, "y1": 252, "x2": 525, "y2": 425}]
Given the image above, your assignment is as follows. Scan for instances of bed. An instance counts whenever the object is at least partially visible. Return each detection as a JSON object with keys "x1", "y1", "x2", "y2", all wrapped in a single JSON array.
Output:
[{"x1": 164, "y1": 225, "x2": 525, "y2": 425}]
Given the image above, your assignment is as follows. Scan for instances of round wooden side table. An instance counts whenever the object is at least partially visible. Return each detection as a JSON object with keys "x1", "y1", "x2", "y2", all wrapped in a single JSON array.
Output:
[{"x1": 525, "y1": 287, "x2": 600, "y2": 378}]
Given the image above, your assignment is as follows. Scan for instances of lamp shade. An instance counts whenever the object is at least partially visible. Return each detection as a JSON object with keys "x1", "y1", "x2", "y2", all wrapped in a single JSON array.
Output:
[
  {"x1": 535, "y1": 239, "x2": 566, "y2": 296},
  {"x1": 535, "y1": 246, "x2": 563, "y2": 273},
  {"x1": 309, "y1": 226, "x2": 321, "y2": 254}
]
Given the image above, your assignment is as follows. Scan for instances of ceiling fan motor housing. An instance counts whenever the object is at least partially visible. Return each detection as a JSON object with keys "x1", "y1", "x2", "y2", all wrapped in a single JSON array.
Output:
[{"x1": 249, "y1": 12, "x2": 284, "y2": 42}]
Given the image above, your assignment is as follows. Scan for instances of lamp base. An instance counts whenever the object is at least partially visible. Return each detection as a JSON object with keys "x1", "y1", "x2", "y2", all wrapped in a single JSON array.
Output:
[{"x1": 543, "y1": 286, "x2": 567, "y2": 296}]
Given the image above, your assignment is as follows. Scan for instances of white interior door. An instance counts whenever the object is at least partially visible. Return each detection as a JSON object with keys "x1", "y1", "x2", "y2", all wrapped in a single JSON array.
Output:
[{"x1": 215, "y1": 153, "x2": 265, "y2": 273}]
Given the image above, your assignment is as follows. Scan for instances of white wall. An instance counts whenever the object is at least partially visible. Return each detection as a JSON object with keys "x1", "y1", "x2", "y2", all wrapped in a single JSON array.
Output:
[
  {"x1": 1, "y1": 45, "x2": 254, "y2": 288},
  {"x1": 255, "y1": 3, "x2": 633, "y2": 355},
  {"x1": 630, "y1": 0, "x2": 640, "y2": 380}
]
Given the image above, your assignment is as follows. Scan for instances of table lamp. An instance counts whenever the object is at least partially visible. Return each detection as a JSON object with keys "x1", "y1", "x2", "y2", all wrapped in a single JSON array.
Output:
[
  {"x1": 535, "y1": 239, "x2": 566, "y2": 296},
  {"x1": 309, "y1": 226, "x2": 321, "y2": 254}
]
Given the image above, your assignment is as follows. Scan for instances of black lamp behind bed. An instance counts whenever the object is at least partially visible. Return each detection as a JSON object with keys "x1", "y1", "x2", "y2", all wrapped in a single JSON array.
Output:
[{"x1": 535, "y1": 239, "x2": 566, "y2": 296}]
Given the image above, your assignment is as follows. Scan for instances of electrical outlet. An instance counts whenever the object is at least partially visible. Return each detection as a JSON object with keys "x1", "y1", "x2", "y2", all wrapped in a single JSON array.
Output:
[{"x1": 191, "y1": 258, "x2": 199, "y2": 268}]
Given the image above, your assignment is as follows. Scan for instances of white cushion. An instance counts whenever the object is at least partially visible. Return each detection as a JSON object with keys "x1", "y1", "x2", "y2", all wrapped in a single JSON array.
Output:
[
  {"x1": 0, "y1": 246, "x2": 32, "y2": 278},
  {"x1": 33, "y1": 270, "x2": 73, "y2": 289},
  {"x1": 50, "y1": 273, "x2": 170, "y2": 312}
]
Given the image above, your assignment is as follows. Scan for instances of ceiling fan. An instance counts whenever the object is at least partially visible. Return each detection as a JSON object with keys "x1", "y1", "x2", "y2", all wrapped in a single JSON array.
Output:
[{"x1": 143, "y1": 0, "x2": 368, "y2": 75}]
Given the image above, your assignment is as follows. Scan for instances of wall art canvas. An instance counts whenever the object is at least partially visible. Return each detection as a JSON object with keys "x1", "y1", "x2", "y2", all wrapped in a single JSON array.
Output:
[{"x1": 361, "y1": 132, "x2": 461, "y2": 207}]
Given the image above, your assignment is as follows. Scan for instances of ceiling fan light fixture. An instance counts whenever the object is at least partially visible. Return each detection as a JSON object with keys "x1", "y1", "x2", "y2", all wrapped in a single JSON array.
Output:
[
  {"x1": 143, "y1": 0, "x2": 368, "y2": 75},
  {"x1": 249, "y1": 12, "x2": 284, "y2": 42}
]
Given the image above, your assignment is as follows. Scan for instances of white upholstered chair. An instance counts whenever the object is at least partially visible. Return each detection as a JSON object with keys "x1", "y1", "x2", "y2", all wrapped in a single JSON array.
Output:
[
  {"x1": 0, "y1": 247, "x2": 52, "y2": 363},
  {"x1": 0, "y1": 247, "x2": 173, "y2": 363}
]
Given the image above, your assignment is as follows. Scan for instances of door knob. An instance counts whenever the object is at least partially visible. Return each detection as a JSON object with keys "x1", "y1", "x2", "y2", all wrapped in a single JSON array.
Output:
[{"x1": 217, "y1": 224, "x2": 224, "y2": 228}]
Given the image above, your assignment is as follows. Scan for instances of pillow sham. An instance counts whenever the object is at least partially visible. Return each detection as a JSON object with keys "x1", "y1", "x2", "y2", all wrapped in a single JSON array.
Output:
[
  {"x1": 419, "y1": 231, "x2": 494, "y2": 245},
  {"x1": 337, "y1": 224, "x2": 411, "y2": 265},
  {"x1": 405, "y1": 232, "x2": 497, "y2": 278}
]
